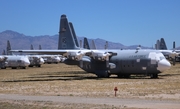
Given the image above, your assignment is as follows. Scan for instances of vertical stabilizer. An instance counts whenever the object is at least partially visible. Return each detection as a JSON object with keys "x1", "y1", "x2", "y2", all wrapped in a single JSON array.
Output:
[
  {"x1": 156, "y1": 40, "x2": 160, "y2": 50},
  {"x1": 39, "y1": 45, "x2": 42, "y2": 50},
  {"x1": 91, "y1": 40, "x2": 96, "y2": 49},
  {"x1": 79, "y1": 40, "x2": 82, "y2": 49},
  {"x1": 83, "y1": 37, "x2": 90, "y2": 49},
  {"x1": 58, "y1": 14, "x2": 79, "y2": 49},
  {"x1": 105, "y1": 41, "x2": 108, "y2": 49},
  {"x1": 30, "y1": 44, "x2": 34, "y2": 50},
  {"x1": 2, "y1": 49, "x2": 6, "y2": 55},
  {"x1": 7, "y1": 40, "x2": 12, "y2": 55},
  {"x1": 69, "y1": 22, "x2": 79, "y2": 47},
  {"x1": 155, "y1": 44, "x2": 157, "y2": 50},
  {"x1": 173, "y1": 41, "x2": 175, "y2": 50},
  {"x1": 159, "y1": 38, "x2": 167, "y2": 50}
]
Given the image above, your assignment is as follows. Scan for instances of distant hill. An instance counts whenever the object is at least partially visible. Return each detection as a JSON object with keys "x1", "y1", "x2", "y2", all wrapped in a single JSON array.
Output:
[{"x1": 0, "y1": 30, "x2": 152, "y2": 54}]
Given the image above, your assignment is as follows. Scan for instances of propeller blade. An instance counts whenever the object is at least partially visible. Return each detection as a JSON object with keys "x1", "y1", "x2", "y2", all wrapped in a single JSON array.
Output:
[{"x1": 106, "y1": 55, "x2": 109, "y2": 68}]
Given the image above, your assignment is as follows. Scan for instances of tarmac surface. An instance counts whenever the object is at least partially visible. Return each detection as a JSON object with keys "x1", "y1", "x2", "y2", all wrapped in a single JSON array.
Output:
[{"x1": 0, "y1": 94, "x2": 180, "y2": 109}]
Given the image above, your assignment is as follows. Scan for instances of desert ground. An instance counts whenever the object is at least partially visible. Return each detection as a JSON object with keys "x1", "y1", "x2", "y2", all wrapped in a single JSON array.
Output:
[{"x1": 0, "y1": 63, "x2": 180, "y2": 109}]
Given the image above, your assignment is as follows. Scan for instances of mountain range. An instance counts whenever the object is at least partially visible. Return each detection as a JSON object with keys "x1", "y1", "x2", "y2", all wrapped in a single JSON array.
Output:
[{"x1": 0, "y1": 30, "x2": 177, "y2": 54}]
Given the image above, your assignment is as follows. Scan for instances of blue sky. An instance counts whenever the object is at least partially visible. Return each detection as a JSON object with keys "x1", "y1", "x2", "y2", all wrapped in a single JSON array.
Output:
[{"x1": 0, "y1": 0, "x2": 180, "y2": 49}]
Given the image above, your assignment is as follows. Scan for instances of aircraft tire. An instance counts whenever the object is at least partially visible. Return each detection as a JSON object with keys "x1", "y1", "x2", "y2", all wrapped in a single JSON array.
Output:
[
  {"x1": 117, "y1": 74, "x2": 124, "y2": 78},
  {"x1": 12, "y1": 67, "x2": 17, "y2": 69},
  {"x1": 22, "y1": 67, "x2": 26, "y2": 69},
  {"x1": 1, "y1": 67, "x2": 6, "y2": 69},
  {"x1": 150, "y1": 74, "x2": 158, "y2": 79},
  {"x1": 37, "y1": 65, "x2": 41, "y2": 67},
  {"x1": 97, "y1": 73, "x2": 110, "y2": 78},
  {"x1": 118, "y1": 74, "x2": 130, "y2": 78}
]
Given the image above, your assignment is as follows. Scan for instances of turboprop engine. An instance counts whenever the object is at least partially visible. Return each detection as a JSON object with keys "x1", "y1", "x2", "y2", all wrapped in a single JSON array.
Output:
[
  {"x1": 91, "y1": 51, "x2": 111, "y2": 61},
  {"x1": 66, "y1": 51, "x2": 85, "y2": 61},
  {"x1": 0, "y1": 56, "x2": 6, "y2": 61}
]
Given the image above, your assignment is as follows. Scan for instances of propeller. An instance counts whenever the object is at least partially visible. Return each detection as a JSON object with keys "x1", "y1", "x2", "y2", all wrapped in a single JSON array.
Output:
[
  {"x1": 91, "y1": 51, "x2": 111, "y2": 68},
  {"x1": 65, "y1": 50, "x2": 86, "y2": 68},
  {"x1": 66, "y1": 51, "x2": 85, "y2": 61}
]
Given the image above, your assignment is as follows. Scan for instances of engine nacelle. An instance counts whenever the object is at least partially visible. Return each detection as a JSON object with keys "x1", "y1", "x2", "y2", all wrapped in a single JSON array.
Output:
[
  {"x1": 0, "y1": 56, "x2": 6, "y2": 61},
  {"x1": 67, "y1": 51, "x2": 84, "y2": 61},
  {"x1": 169, "y1": 52, "x2": 179, "y2": 59},
  {"x1": 91, "y1": 51, "x2": 110, "y2": 61}
]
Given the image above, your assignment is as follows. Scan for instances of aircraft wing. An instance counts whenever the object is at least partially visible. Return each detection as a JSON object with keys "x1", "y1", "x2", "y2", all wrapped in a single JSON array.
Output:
[
  {"x1": 10, "y1": 50, "x2": 73, "y2": 55},
  {"x1": 10, "y1": 49, "x2": 96, "y2": 56},
  {"x1": 10, "y1": 49, "x2": 117, "y2": 59}
]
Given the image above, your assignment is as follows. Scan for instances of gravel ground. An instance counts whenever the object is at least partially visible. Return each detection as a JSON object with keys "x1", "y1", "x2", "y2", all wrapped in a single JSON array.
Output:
[{"x1": 0, "y1": 63, "x2": 180, "y2": 109}]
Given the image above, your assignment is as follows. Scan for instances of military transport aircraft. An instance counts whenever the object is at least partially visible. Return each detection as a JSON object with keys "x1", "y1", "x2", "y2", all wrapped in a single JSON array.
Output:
[
  {"x1": 0, "y1": 41, "x2": 30, "y2": 69},
  {"x1": 10, "y1": 14, "x2": 171, "y2": 78}
]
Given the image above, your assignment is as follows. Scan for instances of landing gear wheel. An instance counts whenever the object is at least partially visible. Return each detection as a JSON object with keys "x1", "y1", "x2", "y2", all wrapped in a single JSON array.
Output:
[
  {"x1": 117, "y1": 74, "x2": 130, "y2": 78},
  {"x1": 151, "y1": 74, "x2": 158, "y2": 79}
]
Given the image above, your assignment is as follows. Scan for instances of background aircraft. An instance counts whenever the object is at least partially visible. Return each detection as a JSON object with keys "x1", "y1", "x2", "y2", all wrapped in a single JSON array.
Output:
[
  {"x1": 0, "y1": 40, "x2": 30, "y2": 69},
  {"x1": 155, "y1": 38, "x2": 180, "y2": 65}
]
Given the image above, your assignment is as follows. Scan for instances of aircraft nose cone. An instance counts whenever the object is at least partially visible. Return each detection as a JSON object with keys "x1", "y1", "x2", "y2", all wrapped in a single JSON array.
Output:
[
  {"x1": 40, "y1": 58, "x2": 45, "y2": 64},
  {"x1": 157, "y1": 59, "x2": 171, "y2": 72},
  {"x1": 24, "y1": 60, "x2": 30, "y2": 66}
]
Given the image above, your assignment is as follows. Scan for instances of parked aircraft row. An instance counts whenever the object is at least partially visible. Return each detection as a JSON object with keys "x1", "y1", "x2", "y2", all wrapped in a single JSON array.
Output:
[
  {"x1": 0, "y1": 40, "x2": 64, "y2": 69},
  {"x1": 10, "y1": 14, "x2": 172, "y2": 78}
]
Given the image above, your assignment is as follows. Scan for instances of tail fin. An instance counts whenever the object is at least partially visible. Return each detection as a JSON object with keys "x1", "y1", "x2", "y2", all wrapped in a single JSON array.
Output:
[
  {"x1": 156, "y1": 40, "x2": 160, "y2": 50},
  {"x1": 2, "y1": 49, "x2": 6, "y2": 55},
  {"x1": 83, "y1": 37, "x2": 90, "y2": 49},
  {"x1": 173, "y1": 41, "x2": 175, "y2": 50},
  {"x1": 7, "y1": 40, "x2": 12, "y2": 55},
  {"x1": 58, "y1": 14, "x2": 80, "y2": 49},
  {"x1": 91, "y1": 40, "x2": 96, "y2": 49},
  {"x1": 30, "y1": 44, "x2": 34, "y2": 50},
  {"x1": 39, "y1": 45, "x2": 42, "y2": 50},
  {"x1": 104, "y1": 41, "x2": 108, "y2": 49},
  {"x1": 69, "y1": 22, "x2": 79, "y2": 47},
  {"x1": 159, "y1": 38, "x2": 167, "y2": 50}
]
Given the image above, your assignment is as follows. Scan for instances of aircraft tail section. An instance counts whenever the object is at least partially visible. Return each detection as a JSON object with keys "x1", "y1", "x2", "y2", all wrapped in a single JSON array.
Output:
[
  {"x1": 91, "y1": 40, "x2": 96, "y2": 49},
  {"x1": 30, "y1": 44, "x2": 34, "y2": 50},
  {"x1": 156, "y1": 40, "x2": 160, "y2": 50},
  {"x1": 83, "y1": 37, "x2": 90, "y2": 49},
  {"x1": 7, "y1": 40, "x2": 12, "y2": 55},
  {"x1": 69, "y1": 22, "x2": 79, "y2": 47},
  {"x1": 58, "y1": 14, "x2": 79, "y2": 49},
  {"x1": 105, "y1": 41, "x2": 108, "y2": 49},
  {"x1": 2, "y1": 49, "x2": 6, "y2": 55},
  {"x1": 39, "y1": 45, "x2": 42, "y2": 50},
  {"x1": 159, "y1": 38, "x2": 167, "y2": 50},
  {"x1": 173, "y1": 41, "x2": 175, "y2": 50}
]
